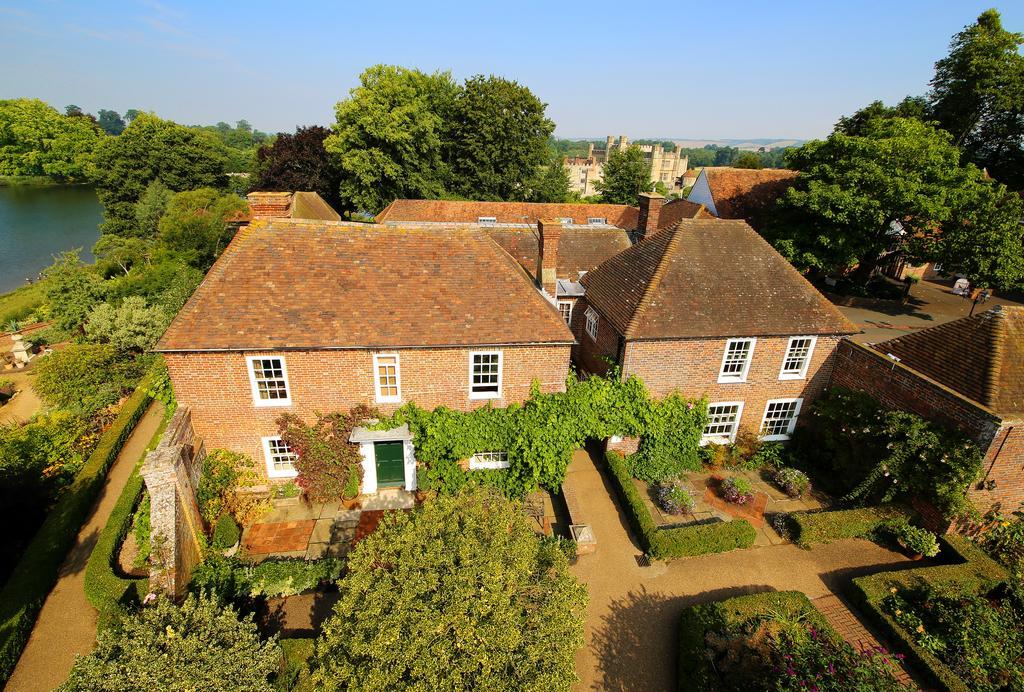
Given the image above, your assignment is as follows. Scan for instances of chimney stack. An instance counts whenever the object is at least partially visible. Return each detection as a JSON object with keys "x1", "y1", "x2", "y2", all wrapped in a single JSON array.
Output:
[
  {"x1": 637, "y1": 192, "x2": 665, "y2": 239},
  {"x1": 536, "y1": 218, "x2": 562, "y2": 297},
  {"x1": 246, "y1": 191, "x2": 293, "y2": 219}
]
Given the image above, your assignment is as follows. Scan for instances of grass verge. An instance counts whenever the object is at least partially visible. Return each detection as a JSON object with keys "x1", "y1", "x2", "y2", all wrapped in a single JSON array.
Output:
[{"x1": 0, "y1": 282, "x2": 48, "y2": 326}]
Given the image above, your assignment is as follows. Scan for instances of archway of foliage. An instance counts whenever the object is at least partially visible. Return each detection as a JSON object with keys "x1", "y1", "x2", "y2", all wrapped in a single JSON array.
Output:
[{"x1": 309, "y1": 488, "x2": 587, "y2": 691}]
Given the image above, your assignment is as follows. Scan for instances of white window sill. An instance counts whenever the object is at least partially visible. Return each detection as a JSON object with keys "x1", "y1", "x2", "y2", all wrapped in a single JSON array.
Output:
[
  {"x1": 469, "y1": 462, "x2": 510, "y2": 470},
  {"x1": 375, "y1": 396, "x2": 402, "y2": 404},
  {"x1": 254, "y1": 399, "x2": 293, "y2": 408},
  {"x1": 778, "y1": 373, "x2": 806, "y2": 381},
  {"x1": 469, "y1": 392, "x2": 501, "y2": 400},
  {"x1": 267, "y1": 468, "x2": 298, "y2": 479},
  {"x1": 716, "y1": 376, "x2": 747, "y2": 384},
  {"x1": 760, "y1": 433, "x2": 792, "y2": 442},
  {"x1": 700, "y1": 435, "x2": 735, "y2": 446}
]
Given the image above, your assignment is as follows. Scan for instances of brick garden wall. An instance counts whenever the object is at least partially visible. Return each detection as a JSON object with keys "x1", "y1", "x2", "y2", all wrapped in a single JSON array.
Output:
[
  {"x1": 571, "y1": 298, "x2": 622, "y2": 376},
  {"x1": 165, "y1": 344, "x2": 570, "y2": 478}
]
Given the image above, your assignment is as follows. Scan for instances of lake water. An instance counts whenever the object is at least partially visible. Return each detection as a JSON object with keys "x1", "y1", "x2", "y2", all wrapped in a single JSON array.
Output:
[{"x1": 0, "y1": 185, "x2": 102, "y2": 294}]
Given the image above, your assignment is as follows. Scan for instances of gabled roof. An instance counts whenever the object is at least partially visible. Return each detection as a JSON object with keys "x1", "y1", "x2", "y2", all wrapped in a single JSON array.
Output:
[
  {"x1": 486, "y1": 227, "x2": 631, "y2": 282},
  {"x1": 156, "y1": 220, "x2": 573, "y2": 352},
  {"x1": 873, "y1": 306, "x2": 1024, "y2": 414},
  {"x1": 375, "y1": 199, "x2": 639, "y2": 229},
  {"x1": 657, "y1": 198, "x2": 713, "y2": 229},
  {"x1": 699, "y1": 167, "x2": 798, "y2": 224},
  {"x1": 580, "y1": 218, "x2": 856, "y2": 340}
]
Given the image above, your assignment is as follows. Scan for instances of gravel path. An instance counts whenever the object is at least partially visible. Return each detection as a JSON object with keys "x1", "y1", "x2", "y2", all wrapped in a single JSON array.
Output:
[
  {"x1": 567, "y1": 446, "x2": 916, "y2": 691},
  {"x1": 5, "y1": 401, "x2": 165, "y2": 692},
  {"x1": 0, "y1": 370, "x2": 42, "y2": 424}
]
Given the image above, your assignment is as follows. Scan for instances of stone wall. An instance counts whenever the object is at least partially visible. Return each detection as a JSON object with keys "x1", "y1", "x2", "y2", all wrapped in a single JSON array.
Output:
[{"x1": 141, "y1": 407, "x2": 206, "y2": 597}]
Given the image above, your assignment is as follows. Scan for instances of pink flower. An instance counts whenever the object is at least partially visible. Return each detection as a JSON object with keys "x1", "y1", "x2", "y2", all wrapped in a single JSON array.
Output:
[{"x1": 143, "y1": 592, "x2": 157, "y2": 605}]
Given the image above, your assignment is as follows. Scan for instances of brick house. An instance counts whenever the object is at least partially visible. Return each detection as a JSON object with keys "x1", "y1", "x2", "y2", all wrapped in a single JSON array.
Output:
[
  {"x1": 686, "y1": 167, "x2": 798, "y2": 230},
  {"x1": 573, "y1": 218, "x2": 857, "y2": 448},
  {"x1": 155, "y1": 218, "x2": 574, "y2": 491},
  {"x1": 830, "y1": 305, "x2": 1024, "y2": 516}
]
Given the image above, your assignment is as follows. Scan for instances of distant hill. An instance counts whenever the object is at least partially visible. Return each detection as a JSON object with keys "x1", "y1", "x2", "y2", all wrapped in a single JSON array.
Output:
[{"x1": 671, "y1": 138, "x2": 803, "y2": 151}]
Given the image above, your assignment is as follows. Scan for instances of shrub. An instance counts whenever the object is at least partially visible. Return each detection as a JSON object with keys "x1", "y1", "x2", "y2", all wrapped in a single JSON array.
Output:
[
  {"x1": 197, "y1": 449, "x2": 269, "y2": 527},
  {"x1": 277, "y1": 407, "x2": 371, "y2": 503},
  {"x1": 789, "y1": 504, "x2": 913, "y2": 547},
  {"x1": 212, "y1": 514, "x2": 241, "y2": 550},
  {"x1": 190, "y1": 554, "x2": 345, "y2": 601},
  {"x1": 61, "y1": 593, "x2": 281, "y2": 691},
  {"x1": 886, "y1": 521, "x2": 941, "y2": 558},
  {"x1": 721, "y1": 476, "x2": 754, "y2": 504},
  {"x1": 83, "y1": 296, "x2": 171, "y2": 353},
  {"x1": 656, "y1": 481, "x2": 695, "y2": 515},
  {"x1": 968, "y1": 505, "x2": 1024, "y2": 575},
  {"x1": 131, "y1": 493, "x2": 151, "y2": 568},
  {"x1": 34, "y1": 343, "x2": 148, "y2": 416},
  {"x1": 631, "y1": 395, "x2": 707, "y2": 482},
  {"x1": 0, "y1": 377, "x2": 153, "y2": 684},
  {"x1": 308, "y1": 489, "x2": 587, "y2": 691},
  {"x1": 772, "y1": 467, "x2": 811, "y2": 498}
]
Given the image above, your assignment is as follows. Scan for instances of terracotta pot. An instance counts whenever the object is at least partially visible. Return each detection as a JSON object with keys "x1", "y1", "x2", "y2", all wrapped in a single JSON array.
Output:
[{"x1": 341, "y1": 497, "x2": 361, "y2": 510}]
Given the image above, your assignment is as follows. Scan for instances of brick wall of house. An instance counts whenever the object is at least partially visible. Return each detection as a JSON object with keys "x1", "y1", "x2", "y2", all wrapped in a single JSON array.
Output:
[
  {"x1": 571, "y1": 298, "x2": 622, "y2": 375},
  {"x1": 165, "y1": 344, "x2": 570, "y2": 478},
  {"x1": 829, "y1": 339, "x2": 1024, "y2": 514},
  {"x1": 620, "y1": 335, "x2": 842, "y2": 435}
]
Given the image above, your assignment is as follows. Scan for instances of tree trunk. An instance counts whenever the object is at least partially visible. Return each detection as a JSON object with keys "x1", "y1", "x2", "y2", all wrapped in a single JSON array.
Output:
[{"x1": 850, "y1": 250, "x2": 882, "y2": 285}]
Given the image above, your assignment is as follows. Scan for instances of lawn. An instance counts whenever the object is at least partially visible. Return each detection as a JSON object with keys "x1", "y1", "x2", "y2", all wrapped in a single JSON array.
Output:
[{"x1": 0, "y1": 282, "x2": 48, "y2": 327}]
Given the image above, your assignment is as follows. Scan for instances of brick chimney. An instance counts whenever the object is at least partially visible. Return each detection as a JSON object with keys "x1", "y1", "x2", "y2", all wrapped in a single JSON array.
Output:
[
  {"x1": 536, "y1": 218, "x2": 562, "y2": 297},
  {"x1": 246, "y1": 191, "x2": 293, "y2": 219},
  {"x1": 637, "y1": 192, "x2": 665, "y2": 239}
]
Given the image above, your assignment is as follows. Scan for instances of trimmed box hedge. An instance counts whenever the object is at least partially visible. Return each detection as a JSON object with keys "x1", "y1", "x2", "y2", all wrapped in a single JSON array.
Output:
[
  {"x1": 604, "y1": 450, "x2": 756, "y2": 559},
  {"x1": 850, "y1": 535, "x2": 1007, "y2": 692},
  {"x1": 0, "y1": 377, "x2": 154, "y2": 685},
  {"x1": 677, "y1": 591, "x2": 835, "y2": 691},
  {"x1": 788, "y1": 504, "x2": 913, "y2": 547}
]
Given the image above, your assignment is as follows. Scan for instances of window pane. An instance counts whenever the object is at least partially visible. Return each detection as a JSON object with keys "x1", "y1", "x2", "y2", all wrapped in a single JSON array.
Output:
[
  {"x1": 252, "y1": 357, "x2": 289, "y2": 401},
  {"x1": 704, "y1": 404, "x2": 740, "y2": 437},
  {"x1": 782, "y1": 338, "x2": 812, "y2": 374},
  {"x1": 268, "y1": 438, "x2": 298, "y2": 473},
  {"x1": 761, "y1": 401, "x2": 800, "y2": 437}
]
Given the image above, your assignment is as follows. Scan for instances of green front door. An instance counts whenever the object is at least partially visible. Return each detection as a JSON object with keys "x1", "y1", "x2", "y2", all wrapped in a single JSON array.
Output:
[{"x1": 374, "y1": 441, "x2": 405, "y2": 488}]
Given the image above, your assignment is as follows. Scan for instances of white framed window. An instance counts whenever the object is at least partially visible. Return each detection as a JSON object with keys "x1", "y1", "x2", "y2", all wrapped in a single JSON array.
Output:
[
  {"x1": 760, "y1": 398, "x2": 803, "y2": 441},
  {"x1": 718, "y1": 338, "x2": 756, "y2": 383},
  {"x1": 468, "y1": 450, "x2": 510, "y2": 470},
  {"x1": 587, "y1": 217, "x2": 607, "y2": 225},
  {"x1": 557, "y1": 216, "x2": 573, "y2": 224},
  {"x1": 469, "y1": 351, "x2": 502, "y2": 400},
  {"x1": 373, "y1": 353, "x2": 401, "y2": 403},
  {"x1": 702, "y1": 402, "x2": 744, "y2": 444},
  {"x1": 477, "y1": 216, "x2": 497, "y2": 224},
  {"x1": 262, "y1": 436, "x2": 299, "y2": 478},
  {"x1": 779, "y1": 336, "x2": 817, "y2": 380},
  {"x1": 585, "y1": 307, "x2": 599, "y2": 341},
  {"x1": 558, "y1": 300, "x2": 573, "y2": 325},
  {"x1": 246, "y1": 356, "x2": 292, "y2": 407}
]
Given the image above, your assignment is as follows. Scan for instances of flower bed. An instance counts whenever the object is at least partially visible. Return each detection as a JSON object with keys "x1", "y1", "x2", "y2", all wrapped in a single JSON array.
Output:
[
  {"x1": 604, "y1": 450, "x2": 756, "y2": 559},
  {"x1": 851, "y1": 536, "x2": 1008, "y2": 692}
]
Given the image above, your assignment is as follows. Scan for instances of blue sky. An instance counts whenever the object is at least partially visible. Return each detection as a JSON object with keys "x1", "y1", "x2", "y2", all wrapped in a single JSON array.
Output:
[{"x1": 2, "y1": 1, "x2": 1021, "y2": 140}]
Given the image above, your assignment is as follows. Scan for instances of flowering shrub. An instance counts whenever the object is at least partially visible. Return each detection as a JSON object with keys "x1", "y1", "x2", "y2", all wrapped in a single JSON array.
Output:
[
  {"x1": 968, "y1": 505, "x2": 1024, "y2": 575},
  {"x1": 277, "y1": 406, "x2": 373, "y2": 503},
  {"x1": 655, "y1": 481, "x2": 695, "y2": 515},
  {"x1": 772, "y1": 467, "x2": 811, "y2": 498},
  {"x1": 721, "y1": 476, "x2": 754, "y2": 504}
]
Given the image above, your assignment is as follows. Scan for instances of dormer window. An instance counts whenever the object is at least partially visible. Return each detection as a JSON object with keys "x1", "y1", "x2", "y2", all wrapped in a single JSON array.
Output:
[
  {"x1": 477, "y1": 216, "x2": 497, "y2": 224},
  {"x1": 587, "y1": 217, "x2": 607, "y2": 225},
  {"x1": 558, "y1": 217, "x2": 573, "y2": 224}
]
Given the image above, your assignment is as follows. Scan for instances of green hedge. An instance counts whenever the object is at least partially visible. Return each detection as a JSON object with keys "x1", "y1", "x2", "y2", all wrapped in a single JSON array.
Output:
[
  {"x1": 190, "y1": 554, "x2": 345, "y2": 601},
  {"x1": 677, "y1": 591, "x2": 834, "y2": 691},
  {"x1": 850, "y1": 535, "x2": 1007, "y2": 692},
  {"x1": 789, "y1": 504, "x2": 913, "y2": 547},
  {"x1": 604, "y1": 450, "x2": 756, "y2": 559},
  {"x1": 0, "y1": 377, "x2": 154, "y2": 685}
]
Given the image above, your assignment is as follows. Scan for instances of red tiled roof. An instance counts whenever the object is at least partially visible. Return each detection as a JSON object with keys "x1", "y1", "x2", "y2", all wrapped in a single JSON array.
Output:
[
  {"x1": 376, "y1": 199, "x2": 639, "y2": 229},
  {"x1": 873, "y1": 306, "x2": 1024, "y2": 414},
  {"x1": 486, "y1": 227, "x2": 631, "y2": 282},
  {"x1": 657, "y1": 198, "x2": 713, "y2": 229},
  {"x1": 703, "y1": 168, "x2": 798, "y2": 225},
  {"x1": 156, "y1": 220, "x2": 573, "y2": 351},
  {"x1": 580, "y1": 218, "x2": 856, "y2": 340}
]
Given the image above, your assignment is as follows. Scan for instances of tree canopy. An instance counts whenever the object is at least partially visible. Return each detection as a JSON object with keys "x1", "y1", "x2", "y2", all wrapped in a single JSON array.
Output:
[
  {"x1": 0, "y1": 99, "x2": 101, "y2": 180},
  {"x1": 253, "y1": 125, "x2": 343, "y2": 209},
  {"x1": 96, "y1": 109, "x2": 126, "y2": 136},
  {"x1": 768, "y1": 117, "x2": 1024, "y2": 287},
  {"x1": 310, "y1": 489, "x2": 587, "y2": 691},
  {"x1": 526, "y1": 152, "x2": 574, "y2": 203},
  {"x1": 157, "y1": 187, "x2": 248, "y2": 267},
  {"x1": 92, "y1": 113, "x2": 229, "y2": 235},
  {"x1": 595, "y1": 145, "x2": 651, "y2": 204}
]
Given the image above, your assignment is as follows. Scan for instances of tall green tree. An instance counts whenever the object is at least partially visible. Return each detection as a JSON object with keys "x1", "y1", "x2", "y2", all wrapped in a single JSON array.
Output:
[
  {"x1": 310, "y1": 489, "x2": 586, "y2": 691},
  {"x1": 526, "y1": 152, "x2": 573, "y2": 202},
  {"x1": 769, "y1": 117, "x2": 1024, "y2": 287},
  {"x1": 595, "y1": 145, "x2": 651, "y2": 204},
  {"x1": 733, "y1": 152, "x2": 764, "y2": 169},
  {"x1": 834, "y1": 96, "x2": 929, "y2": 136},
  {"x1": 445, "y1": 75, "x2": 555, "y2": 200},
  {"x1": 252, "y1": 125, "x2": 343, "y2": 209},
  {"x1": 0, "y1": 99, "x2": 101, "y2": 180},
  {"x1": 92, "y1": 113, "x2": 229, "y2": 236},
  {"x1": 96, "y1": 109, "x2": 125, "y2": 136},
  {"x1": 928, "y1": 9, "x2": 1024, "y2": 187},
  {"x1": 42, "y1": 250, "x2": 105, "y2": 335},
  {"x1": 325, "y1": 65, "x2": 457, "y2": 214},
  {"x1": 157, "y1": 188, "x2": 248, "y2": 268}
]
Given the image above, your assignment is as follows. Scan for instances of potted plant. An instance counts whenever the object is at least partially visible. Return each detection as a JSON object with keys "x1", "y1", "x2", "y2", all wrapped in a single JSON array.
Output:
[
  {"x1": 889, "y1": 522, "x2": 940, "y2": 559},
  {"x1": 272, "y1": 480, "x2": 302, "y2": 505},
  {"x1": 771, "y1": 467, "x2": 811, "y2": 498},
  {"x1": 655, "y1": 481, "x2": 696, "y2": 515},
  {"x1": 721, "y1": 476, "x2": 754, "y2": 505},
  {"x1": 211, "y1": 514, "x2": 241, "y2": 557},
  {"x1": 341, "y1": 470, "x2": 361, "y2": 510}
]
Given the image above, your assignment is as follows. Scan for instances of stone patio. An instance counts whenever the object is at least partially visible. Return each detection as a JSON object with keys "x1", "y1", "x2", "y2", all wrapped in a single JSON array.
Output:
[{"x1": 242, "y1": 489, "x2": 416, "y2": 560}]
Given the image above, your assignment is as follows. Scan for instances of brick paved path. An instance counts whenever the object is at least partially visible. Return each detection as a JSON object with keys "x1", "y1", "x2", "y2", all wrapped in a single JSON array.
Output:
[{"x1": 813, "y1": 594, "x2": 915, "y2": 685}]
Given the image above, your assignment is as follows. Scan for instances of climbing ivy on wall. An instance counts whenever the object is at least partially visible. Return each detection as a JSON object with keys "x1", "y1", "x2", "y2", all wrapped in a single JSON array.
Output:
[{"x1": 374, "y1": 370, "x2": 707, "y2": 497}]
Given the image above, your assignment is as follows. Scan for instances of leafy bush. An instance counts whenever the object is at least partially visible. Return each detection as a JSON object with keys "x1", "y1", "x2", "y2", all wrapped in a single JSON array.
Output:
[
  {"x1": 1, "y1": 378, "x2": 152, "y2": 685},
  {"x1": 212, "y1": 514, "x2": 241, "y2": 550},
  {"x1": 197, "y1": 449, "x2": 270, "y2": 527},
  {"x1": 772, "y1": 467, "x2": 811, "y2": 498},
  {"x1": 721, "y1": 476, "x2": 754, "y2": 504},
  {"x1": 968, "y1": 505, "x2": 1024, "y2": 576},
  {"x1": 308, "y1": 489, "x2": 587, "y2": 691},
  {"x1": 34, "y1": 343, "x2": 148, "y2": 415},
  {"x1": 190, "y1": 554, "x2": 344, "y2": 601},
  {"x1": 656, "y1": 481, "x2": 695, "y2": 515},
  {"x1": 277, "y1": 407, "x2": 371, "y2": 503},
  {"x1": 604, "y1": 451, "x2": 756, "y2": 559},
  {"x1": 131, "y1": 493, "x2": 151, "y2": 568},
  {"x1": 631, "y1": 394, "x2": 707, "y2": 482},
  {"x1": 84, "y1": 296, "x2": 171, "y2": 352},
  {"x1": 700, "y1": 431, "x2": 785, "y2": 470},
  {"x1": 62, "y1": 593, "x2": 280, "y2": 691},
  {"x1": 789, "y1": 504, "x2": 912, "y2": 547},
  {"x1": 887, "y1": 521, "x2": 941, "y2": 557}
]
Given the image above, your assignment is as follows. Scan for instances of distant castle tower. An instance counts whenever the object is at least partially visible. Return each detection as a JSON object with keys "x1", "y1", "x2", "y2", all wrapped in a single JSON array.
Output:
[{"x1": 565, "y1": 135, "x2": 689, "y2": 197}]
